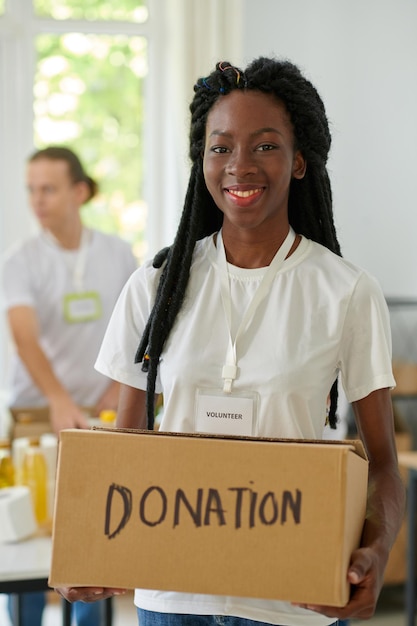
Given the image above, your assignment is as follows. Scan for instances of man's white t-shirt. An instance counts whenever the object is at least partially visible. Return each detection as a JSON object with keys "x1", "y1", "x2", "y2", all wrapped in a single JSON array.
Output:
[
  {"x1": 2, "y1": 228, "x2": 137, "y2": 407},
  {"x1": 95, "y1": 234, "x2": 395, "y2": 626}
]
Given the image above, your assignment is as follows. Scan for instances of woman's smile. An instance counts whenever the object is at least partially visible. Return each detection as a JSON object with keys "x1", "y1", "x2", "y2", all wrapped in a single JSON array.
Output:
[{"x1": 224, "y1": 185, "x2": 265, "y2": 206}]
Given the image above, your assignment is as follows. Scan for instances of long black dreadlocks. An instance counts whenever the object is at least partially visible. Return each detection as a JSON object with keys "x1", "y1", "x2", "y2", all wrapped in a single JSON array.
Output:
[{"x1": 135, "y1": 57, "x2": 342, "y2": 430}]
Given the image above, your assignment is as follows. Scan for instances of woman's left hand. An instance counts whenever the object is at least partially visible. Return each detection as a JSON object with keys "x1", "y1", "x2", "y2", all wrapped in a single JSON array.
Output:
[
  {"x1": 294, "y1": 543, "x2": 386, "y2": 620},
  {"x1": 296, "y1": 388, "x2": 405, "y2": 620}
]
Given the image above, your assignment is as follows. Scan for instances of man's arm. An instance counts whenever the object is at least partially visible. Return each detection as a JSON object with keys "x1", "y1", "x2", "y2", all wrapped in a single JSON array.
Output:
[{"x1": 7, "y1": 305, "x2": 89, "y2": 434}]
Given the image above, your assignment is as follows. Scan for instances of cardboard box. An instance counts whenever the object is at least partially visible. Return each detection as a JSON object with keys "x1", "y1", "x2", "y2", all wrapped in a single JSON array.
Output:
[
  {"x1": 49, "y1": 429, "x2": 368, "y2": 607},
  {"x1": 10, "y1": 406, "x2": 95, "y2": 439},
  {"x1": 10, "y1": 407, "x2": 52, "y2": 439},
  {"x1": 392, "y1": 359, "x2": 417, "y2": 395}
]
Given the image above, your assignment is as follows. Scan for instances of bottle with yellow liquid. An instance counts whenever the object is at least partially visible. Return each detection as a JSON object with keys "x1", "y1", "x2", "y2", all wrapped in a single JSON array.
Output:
[
  {"x1": 21, "y1": 437, "x2": 48, "y2": 525},
  {"x1": 0, "y1": 439, "x2": 15, "y2": 488},
  {"x1": 99, "y1": 409, "x2": 117, "y2": 428}
]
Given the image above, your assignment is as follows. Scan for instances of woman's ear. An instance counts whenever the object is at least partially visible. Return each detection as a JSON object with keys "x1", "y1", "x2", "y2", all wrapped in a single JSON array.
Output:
[{"x1": 292, "y1": 151, "x2": 306, "y2": 180}]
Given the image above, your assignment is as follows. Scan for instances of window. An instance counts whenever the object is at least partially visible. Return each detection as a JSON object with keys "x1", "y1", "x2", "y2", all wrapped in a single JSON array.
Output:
[
  {"x1": 0, "y1": 0, "x2": 168, "y2": 389},
  {"x1": 0, "y1": 0, "x2": 162, "y2": 264},
  {"x1": 34, "y1": 32, "x2": 147, "y2": 258}
]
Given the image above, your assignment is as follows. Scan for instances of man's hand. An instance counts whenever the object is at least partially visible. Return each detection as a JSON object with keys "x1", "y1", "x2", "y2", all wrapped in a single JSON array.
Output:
[{"x1": 49, "y1": 395, "x2": 89, "y2": 434}]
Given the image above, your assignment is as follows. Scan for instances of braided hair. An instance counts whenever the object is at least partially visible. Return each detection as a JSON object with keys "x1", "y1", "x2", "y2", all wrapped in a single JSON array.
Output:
[{"x1": 136, "y1": 57, "x2": 341, "y2": 430}]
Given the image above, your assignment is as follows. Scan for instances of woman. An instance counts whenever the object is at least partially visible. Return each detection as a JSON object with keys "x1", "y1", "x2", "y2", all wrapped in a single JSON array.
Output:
[{"x1": 59, "y1": 58, "x2": 404, "y2": 626}]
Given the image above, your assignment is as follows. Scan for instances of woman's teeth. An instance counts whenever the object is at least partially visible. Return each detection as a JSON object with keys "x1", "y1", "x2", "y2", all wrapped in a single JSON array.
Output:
[{"x1": 228, "y1": 188, "x2": 262, "y2": 198}]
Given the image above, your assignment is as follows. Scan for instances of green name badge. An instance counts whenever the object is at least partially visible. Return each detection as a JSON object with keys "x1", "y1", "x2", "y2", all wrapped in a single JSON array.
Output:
[{"x1": 63, "y1": 292, "x2": 102, "y2": 323}]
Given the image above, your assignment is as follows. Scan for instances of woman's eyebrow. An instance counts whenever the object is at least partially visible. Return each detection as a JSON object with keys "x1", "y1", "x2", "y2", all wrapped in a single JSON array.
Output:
[{"x1": 208, "y1": 127, "x2": 283, "y2": 138}]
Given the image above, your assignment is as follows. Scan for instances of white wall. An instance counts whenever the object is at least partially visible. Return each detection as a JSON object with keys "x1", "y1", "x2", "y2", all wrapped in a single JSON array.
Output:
[{"x1": 241, "y1": 0, "x2": 417, "y2": 297}]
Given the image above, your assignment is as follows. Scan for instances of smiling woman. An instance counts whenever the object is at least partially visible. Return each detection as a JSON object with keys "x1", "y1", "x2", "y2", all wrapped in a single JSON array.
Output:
[{"x1": 53, "y1": 57, "x2": 405, "y2": 626}]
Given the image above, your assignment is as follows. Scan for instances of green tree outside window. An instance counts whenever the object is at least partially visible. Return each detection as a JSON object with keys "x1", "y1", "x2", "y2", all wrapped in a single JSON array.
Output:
[
  {"x1": 34, "y1": 32, "x2": 147, "y2": 261},
  {"x1": 34, "y1": 0, "x2": 148, "y2": 22}
]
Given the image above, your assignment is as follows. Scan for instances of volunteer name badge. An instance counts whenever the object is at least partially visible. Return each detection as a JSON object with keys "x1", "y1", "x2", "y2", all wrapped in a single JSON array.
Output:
[
  {"x1": 63, "y1": 291, "x2": 102, "y2": 323},
  {"x1": 195, "y1": 389, "x2": 258, "y2": 436}
]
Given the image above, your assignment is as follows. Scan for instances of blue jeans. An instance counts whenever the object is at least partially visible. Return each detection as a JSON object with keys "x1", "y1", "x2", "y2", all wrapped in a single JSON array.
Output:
[
  {"x1": 7, "y1": 591, "x2": 103, "y2": 626},
  {"x1": 137, "y1": 609, "x2": 340, "y2": 625}
]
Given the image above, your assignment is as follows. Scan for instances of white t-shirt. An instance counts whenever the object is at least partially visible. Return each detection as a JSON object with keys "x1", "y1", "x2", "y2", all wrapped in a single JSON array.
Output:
[
  {"x1": 2, "y1": 228, "x2": 137, "y2": 407},
  {"x1": 95, "y1": 233, "x2": 395, "y2": 626}
]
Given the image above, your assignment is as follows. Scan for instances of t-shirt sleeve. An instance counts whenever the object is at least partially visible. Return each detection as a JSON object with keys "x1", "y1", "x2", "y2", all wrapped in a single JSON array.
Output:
[
  {"x1": 95, "y1": 261, "x2": 162, "y2": 393},
  {"x1": 339, "y1": 271, "x2": 395, "y2": 402},
  {"x1": 1, "y1": 247, "x2": 35, "y2": 311}
]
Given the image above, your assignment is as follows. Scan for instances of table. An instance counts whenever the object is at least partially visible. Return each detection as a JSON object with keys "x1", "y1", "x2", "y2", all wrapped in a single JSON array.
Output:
[
  {"x1": 398, "y1": 451, "x2": 417, "y2": 626},
  {"x1": 0, "y1": 535, "x2": 113, "y2": 626}
]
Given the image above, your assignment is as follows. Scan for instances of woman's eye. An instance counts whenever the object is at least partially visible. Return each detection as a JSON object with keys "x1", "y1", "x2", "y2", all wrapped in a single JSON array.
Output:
[
  {"x1": 211, "y1": 146, "x2": 229, "y2": 154},
  {"x1": 257, "y1": 144, "x2": 276, "y2": 152}
]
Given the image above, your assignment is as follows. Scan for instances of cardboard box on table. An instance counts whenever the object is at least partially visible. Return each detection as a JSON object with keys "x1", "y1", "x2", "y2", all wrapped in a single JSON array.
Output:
[
  {"x1": 10, "y1": 407, "x2": 52, "y2": 439},
  {"x1": 49, "y1": 429, "x2": 368, "y2": 607},
  {"x1": 10, "y1": 406, "x2": 94, "y2": 440}
]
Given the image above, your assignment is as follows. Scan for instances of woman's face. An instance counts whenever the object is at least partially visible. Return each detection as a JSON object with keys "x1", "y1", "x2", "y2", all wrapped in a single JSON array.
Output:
[{"x1": 203, "y1": 90, "x2": 305, "y2": 235}]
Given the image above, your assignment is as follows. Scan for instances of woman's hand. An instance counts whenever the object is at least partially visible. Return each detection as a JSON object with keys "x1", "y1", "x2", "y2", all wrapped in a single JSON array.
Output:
[
  {"x1": 296, "y1": 388, "x2": 405, "y2": 621},
  {"x1": 55, "y1": 586, "x2": 127, "y2": 603},
  {"x1": 293, "y1": 543, "x2": 387, "y2": 620}
]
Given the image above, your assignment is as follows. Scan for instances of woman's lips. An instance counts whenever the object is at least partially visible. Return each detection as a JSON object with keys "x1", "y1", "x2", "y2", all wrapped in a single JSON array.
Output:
[
  {"x1": 225, "y1": 186, "x2": 264, "y2": 205},
  {"x1": 227, "y1": 187, "x2": 263, "y2": 198}
]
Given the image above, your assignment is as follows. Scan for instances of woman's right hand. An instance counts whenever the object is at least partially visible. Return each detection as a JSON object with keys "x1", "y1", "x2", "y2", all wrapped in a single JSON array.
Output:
[{"x1": 55, "y1": 586, "x2": 127, "y2": 603}]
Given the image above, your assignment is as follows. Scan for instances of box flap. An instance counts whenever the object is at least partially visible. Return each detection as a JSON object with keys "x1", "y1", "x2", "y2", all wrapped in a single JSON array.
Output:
[{"x1": 89, "y1": 427, "x2": 368, "y2": 460}]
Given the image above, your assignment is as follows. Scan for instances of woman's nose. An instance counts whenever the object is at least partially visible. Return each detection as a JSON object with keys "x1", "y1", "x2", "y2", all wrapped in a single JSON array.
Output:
[{"x1": 226, "y1": 149, "x2": 258, "y2": 177}]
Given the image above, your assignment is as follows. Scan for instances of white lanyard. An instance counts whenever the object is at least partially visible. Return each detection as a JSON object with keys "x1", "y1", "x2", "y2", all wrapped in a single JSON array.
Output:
[
  {"x1": 71, "y1": 228, "x2": 90, "y2": 292},
  {"x1": 43, "y1": 227, "x2": 90, "y2": 292},
  {"x1": 216, "y1": 227, "x2": 296, "y2": 393}
]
